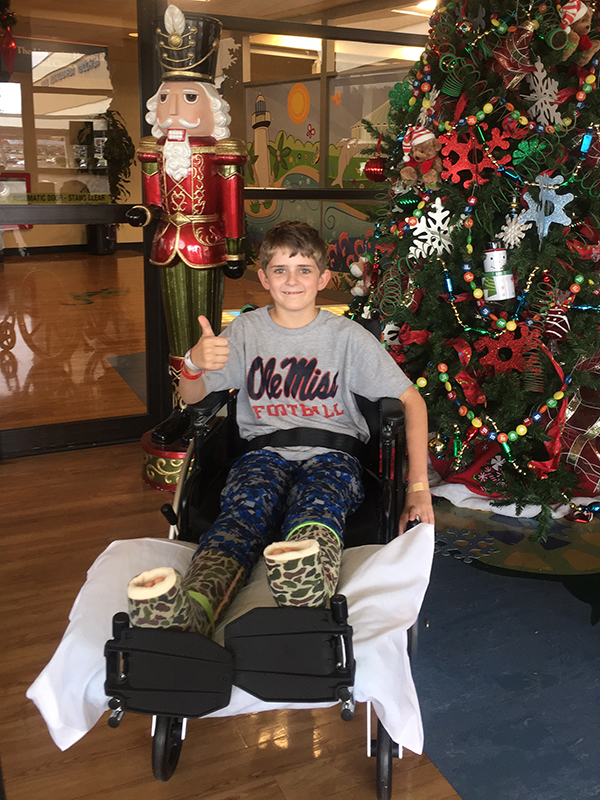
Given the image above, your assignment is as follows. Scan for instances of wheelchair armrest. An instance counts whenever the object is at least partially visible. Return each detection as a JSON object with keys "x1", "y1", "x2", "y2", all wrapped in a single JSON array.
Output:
[
  {"x1": 380, "y1": 398, "x2": 404, "y2": 442},
  {"x1": 188, "y1": 390, "x2": 234, "y2": 428},
  {"x1": 380, "y1": 398, "x2": 405, "y2": 544}
]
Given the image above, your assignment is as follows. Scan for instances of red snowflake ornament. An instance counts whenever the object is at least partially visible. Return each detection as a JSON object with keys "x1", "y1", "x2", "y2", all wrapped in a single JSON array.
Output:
[
  {"x1": 440, "y1": 126, "x2": 511, "y2": 189},
  {"x1": 473, "y1": 324, "x2": 536, "y2": 375}
]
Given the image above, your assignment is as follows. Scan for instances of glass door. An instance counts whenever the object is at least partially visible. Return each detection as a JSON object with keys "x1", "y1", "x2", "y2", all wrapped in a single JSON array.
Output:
[{"x1": 0, "y1": 0, "x2": 169, "y2": 458}]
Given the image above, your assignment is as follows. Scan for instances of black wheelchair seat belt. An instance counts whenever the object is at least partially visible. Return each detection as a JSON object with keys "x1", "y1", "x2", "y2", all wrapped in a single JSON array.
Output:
[{"x1": 244, "y1": 427, "x2": 368, "y2": 461}]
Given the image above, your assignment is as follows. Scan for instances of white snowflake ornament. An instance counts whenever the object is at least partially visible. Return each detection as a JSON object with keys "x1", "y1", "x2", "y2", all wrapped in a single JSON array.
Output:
[
  {"x1": 408, "y1": 197, "x2": 453, "y2": 260},
  {"x1": 499, "y1": 213, "x2": 532, "y2": 249},
  {"x1": 523, "y1": 59, "x2": 562, "y2": 128}
]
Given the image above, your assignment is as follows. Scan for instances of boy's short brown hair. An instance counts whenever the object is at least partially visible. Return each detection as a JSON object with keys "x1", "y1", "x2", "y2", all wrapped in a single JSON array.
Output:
[{"x1": 259, "y1": 221, "x2": 328, "y2": 274}]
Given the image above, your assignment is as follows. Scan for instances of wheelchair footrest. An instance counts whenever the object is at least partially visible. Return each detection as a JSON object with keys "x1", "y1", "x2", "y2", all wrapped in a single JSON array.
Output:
[
  {"x1": 224, "y1": 600, "x2": 355, "y2": 703},
  {"x1": 105, "y1": 613, "x2": 233, "y2": 718},
  {"x1": 105, "y1": 595, "x2": 355, "y2": 718}
]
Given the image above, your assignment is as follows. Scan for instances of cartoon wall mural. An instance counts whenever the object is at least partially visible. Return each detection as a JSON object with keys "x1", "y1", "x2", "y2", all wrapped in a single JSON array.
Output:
[
  {"x1": 331, "y1": 138, "x2": 365, "y2": 188},
  {"x1": 245, "y1": 80, "x2": 320, "y2": 188},
  {"x1": 245, "y1": 76, "x2": 403, "y2": 189}
]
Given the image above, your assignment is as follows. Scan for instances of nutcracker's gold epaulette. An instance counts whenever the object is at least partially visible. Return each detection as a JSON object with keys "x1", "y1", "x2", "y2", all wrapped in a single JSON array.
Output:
[
  {"x1": 138, "y1": 136, "x2": 158, "y2": 154},
  {"x1": 215, "y1": 138, "x2": 247, "y2": 157}
]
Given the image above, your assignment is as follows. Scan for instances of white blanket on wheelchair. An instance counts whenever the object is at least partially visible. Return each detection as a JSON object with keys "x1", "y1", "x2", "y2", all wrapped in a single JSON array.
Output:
[{"x1": 27, "y1": 523, "x2": 434, "y2": 754}]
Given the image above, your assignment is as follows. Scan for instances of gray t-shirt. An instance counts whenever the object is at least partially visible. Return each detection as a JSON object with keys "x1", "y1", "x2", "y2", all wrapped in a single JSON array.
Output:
[{"x1": 203, "y1": 307, "x2": 412, "y2": 460}]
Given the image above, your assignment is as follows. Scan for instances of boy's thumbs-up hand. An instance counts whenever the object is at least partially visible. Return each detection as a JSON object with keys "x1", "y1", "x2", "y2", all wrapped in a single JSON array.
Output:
[
  {"x1": 190, "y1": 315, "x2": 230, "y2": 371},
  {"x1": 198, "y1": 315, "x2": 216, "y2": 339}
]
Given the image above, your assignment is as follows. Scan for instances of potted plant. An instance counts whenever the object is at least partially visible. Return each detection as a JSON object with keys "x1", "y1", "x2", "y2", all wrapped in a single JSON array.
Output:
[{"x1": 77, "y1": 109, "x2": 136, "y2": 255}]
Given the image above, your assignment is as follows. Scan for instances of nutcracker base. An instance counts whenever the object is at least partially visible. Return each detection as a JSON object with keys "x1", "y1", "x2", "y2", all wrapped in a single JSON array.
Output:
[
  {"x1": 141, "y1": 431, "x2": 187, "y2": 492},
  {"x1": 150, "y1": 407, "x2": 190, "y2": 446}
]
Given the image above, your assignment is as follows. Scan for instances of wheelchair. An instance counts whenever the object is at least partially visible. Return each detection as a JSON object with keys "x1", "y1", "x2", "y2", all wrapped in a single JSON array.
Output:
[{"x1": 105, "y1": 382, "x2": 412, "y2": 800}]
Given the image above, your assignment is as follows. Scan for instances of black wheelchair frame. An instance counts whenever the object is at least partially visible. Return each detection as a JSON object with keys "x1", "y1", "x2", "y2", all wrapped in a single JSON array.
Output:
[{"x1": 105, "y1": 388, "x2": 411, "y2": 800}]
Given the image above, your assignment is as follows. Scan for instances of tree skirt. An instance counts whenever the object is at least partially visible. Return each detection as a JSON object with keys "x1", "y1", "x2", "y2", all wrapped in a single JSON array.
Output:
[{"x1": 433, "y1": 497, "x2": 600, "y2": 575}]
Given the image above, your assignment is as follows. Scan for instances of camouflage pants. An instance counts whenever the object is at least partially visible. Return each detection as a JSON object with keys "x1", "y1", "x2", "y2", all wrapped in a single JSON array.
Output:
[{"x1": 195, "y1": 449, "x2": 364, "y2": 574}]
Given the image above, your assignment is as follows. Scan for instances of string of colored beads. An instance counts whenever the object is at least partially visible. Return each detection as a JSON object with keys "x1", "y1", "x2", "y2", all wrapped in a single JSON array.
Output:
[
  {"x1": 389, "y1": 192, "x2": 433, "y2": 237},
  {"x1": 408, "y1": 61, "x2": 433, "y2": 109},
  {"x1": 438, "y1": 257, "x2": 499, "y2": 335},
  {"x1": 549, "y1": 273, "x2": 585, "y2": 317},
  {"x1": 574, "y1": 57, "x2": 598, "y2": 120},
  {"x1": 481, "y1": 415, "x2": 530, "y2": 476},
  {"x1": 435, "y1": 93, "x2": 563, "y2": 137},
  {"x1": 414, "y1": 362, "x2": 568, "y2": 448}
]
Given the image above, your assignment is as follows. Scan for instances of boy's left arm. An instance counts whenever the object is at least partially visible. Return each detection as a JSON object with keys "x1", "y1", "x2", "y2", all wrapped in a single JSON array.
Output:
[{"x1": 397, "y1": 385, "x2": 435, "y2": 534}]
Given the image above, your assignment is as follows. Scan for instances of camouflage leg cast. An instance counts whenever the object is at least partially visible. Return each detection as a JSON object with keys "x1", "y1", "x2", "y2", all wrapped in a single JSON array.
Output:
[
  {"x1": 127, "y1": 549, "x2": 246, "y2": 637},
  {"x1": 263, "y1": 524, "x2": 342, "y2": 608}
]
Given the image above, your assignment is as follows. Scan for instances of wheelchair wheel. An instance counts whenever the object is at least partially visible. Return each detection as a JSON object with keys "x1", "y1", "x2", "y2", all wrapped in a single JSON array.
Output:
[
  {"x1": 376, "y1": 719, "x2": 393, "y2": 800},
  {"x1": 152, "y1": 715, "x2": 184, "y2": 782}
]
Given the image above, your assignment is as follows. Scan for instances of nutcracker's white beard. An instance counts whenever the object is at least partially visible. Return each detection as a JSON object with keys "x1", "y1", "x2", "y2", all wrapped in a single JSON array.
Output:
[{"x1": 162, "y1": 135, "x2": 192, "y2": 181}]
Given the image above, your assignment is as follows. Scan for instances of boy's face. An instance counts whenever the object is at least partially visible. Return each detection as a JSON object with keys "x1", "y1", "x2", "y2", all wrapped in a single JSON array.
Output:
[{"x1": 258, "y1": 248, "x2": 330, "y2": 316}]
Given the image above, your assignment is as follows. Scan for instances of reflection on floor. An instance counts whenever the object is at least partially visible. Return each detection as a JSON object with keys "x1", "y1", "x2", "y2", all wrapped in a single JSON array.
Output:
[
  {"x1": 0, "y1": 250, "x2": 147, "y2": 430},
  {"x1": 106, "y1": 352, "x2": 147, "y2": 405},
  {"x1": 0, "y1": 251, "x2": 349, "y2": 432}
]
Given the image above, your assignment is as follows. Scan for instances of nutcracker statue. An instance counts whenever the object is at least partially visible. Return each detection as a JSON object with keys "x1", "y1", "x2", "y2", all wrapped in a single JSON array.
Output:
[{"x1": 128, "y1": 4, "x2": 246, "y2": 460}]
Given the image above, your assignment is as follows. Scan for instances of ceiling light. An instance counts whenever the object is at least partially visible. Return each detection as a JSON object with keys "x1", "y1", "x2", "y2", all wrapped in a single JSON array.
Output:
[
  {"x1": 391, "y1": 7, "x2": 431, "y2": 15},
  {"x1": 128, "y1": 32, "x2": 138, "y2": 37},
  {"x1": 250, "y1": 34, "x2": 321, "y2": 52},
  {"x1": 417, "y1": 0, "x2": 437, "y2": 9},
  {"x1": 398, "y1": 46, "x2": 426, "y2": 60}
]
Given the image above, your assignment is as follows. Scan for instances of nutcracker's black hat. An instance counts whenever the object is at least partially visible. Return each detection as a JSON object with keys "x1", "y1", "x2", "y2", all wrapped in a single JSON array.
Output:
[{"x1": 155, "y1": 5, "x2": 221, "y2": 83}]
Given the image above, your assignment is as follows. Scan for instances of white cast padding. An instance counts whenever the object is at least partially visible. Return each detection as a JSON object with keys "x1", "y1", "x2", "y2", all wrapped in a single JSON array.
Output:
[
  {"x1": 263, "y1": 539, "x2": 320, "y2": 561},
  {"x1": 26, "y1": 524, "x2": 434, "y2": 753},
  {"x1": 127, "y1": 566, "x2": 179, "y2": 600}
]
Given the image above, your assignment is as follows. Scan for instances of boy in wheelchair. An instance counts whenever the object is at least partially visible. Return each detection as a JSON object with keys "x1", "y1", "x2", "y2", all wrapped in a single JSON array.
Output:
[{"x1": 127, "y1": 221, "x2": 434, "y2": 637}]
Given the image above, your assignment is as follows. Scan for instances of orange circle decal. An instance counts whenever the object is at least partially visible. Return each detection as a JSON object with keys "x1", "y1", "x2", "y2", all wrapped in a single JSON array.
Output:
[{"x1": 287, "y1": 83, "x2": 310, "y2": 125}]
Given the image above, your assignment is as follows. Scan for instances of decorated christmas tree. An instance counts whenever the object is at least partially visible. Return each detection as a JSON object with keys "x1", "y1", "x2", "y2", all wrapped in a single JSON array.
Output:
[{"x1": 355, "y1": 0, "x2": 600, "y2": 537}]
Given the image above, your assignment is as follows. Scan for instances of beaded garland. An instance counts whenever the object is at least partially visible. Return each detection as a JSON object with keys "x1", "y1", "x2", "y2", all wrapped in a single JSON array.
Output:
[
  {"x1": 406, "y1": 254, "x2": 589, "y2": 472},
  {"x1": 389, "y1": 190, "x2": 434, "y2": 238},
  {"x1": 414, "y1": 360, "x2": 570, "y2": 470}
]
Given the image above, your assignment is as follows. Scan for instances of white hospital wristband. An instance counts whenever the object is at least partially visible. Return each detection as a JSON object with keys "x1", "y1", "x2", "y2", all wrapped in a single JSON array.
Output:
[{"x1": 183, "y1": 349, "x2": 203, "y2": 375}]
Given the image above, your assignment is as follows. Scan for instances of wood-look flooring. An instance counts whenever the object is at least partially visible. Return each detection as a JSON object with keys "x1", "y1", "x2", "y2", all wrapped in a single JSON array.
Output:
[{"x1": 1, "y1": 443, "x2": 462, "y2": 800}]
